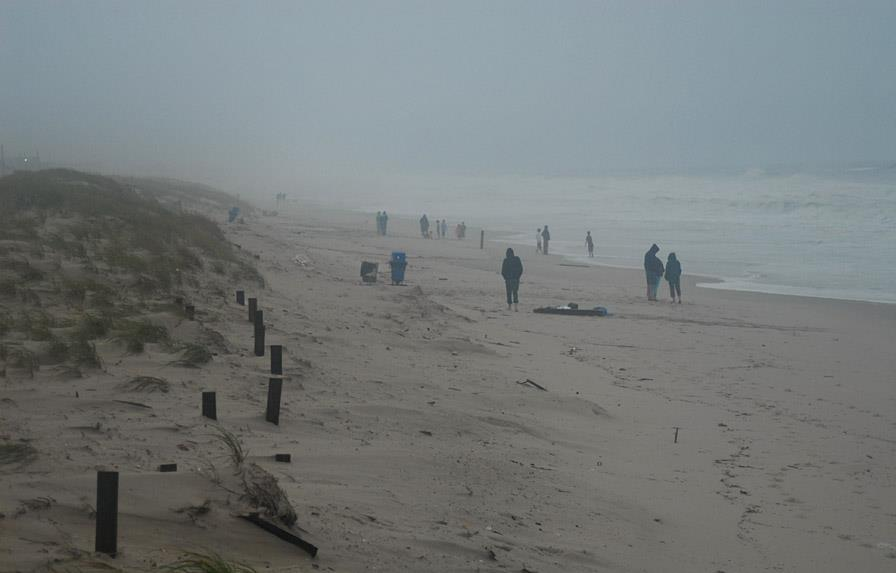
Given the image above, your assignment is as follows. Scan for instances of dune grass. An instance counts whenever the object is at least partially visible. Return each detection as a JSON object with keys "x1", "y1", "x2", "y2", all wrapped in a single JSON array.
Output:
[
  {"x1": 170, "y1": 343, "x2": 212, "y2": 367},
  {"x1": 121, "y1": 375, "x2": 170, "y2": 393},
  {"x1": 166, "y1": 551, "x2": 257, "y2": 573},
  {"x1": 0, "y1": 442, "x2": 37, "y2": 466}
]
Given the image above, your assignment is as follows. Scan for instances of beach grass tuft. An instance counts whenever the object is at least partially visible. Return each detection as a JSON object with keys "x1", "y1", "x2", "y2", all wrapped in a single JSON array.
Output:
[
  {"x1": 211, "y1": 426, "x2": 247, "y2": 468},
  {"x1": 122, "y1": 375, "x2": 170, "y2": 393},
  {"x1": 0, "y1": 442, "x2": 37, "y2": 466},
  {"x1": 166, "y1": 551, "x2": 257, "y2": 573},
  {"x1": 170, "y1": 343, "x2": 212, "y2": 367}
]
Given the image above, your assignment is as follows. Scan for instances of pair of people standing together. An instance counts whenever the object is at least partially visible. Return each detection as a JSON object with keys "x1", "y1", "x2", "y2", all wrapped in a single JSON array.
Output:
[{"x1": 644, "y1": 244, "x2": 682, "y2": 303}]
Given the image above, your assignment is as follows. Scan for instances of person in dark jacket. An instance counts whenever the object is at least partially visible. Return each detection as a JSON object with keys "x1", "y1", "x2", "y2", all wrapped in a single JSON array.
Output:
[
  {"x1": 643, "y1": 243, "x2": 664, "y2": 301},
  {"x1": 541, "y1": 226, "x2": 551, "y2": 255},
  {"x1": 665, "y1": 252, "x2": 682, "y2": 303},
  {"x1": 501, "y1": 247, "x2": 524, "y2": 311}
]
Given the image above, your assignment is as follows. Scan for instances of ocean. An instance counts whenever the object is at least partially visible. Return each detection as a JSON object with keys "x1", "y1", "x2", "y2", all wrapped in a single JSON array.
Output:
[{"x1": 322, "y1": 166, "x2": 896, "y2": 304}]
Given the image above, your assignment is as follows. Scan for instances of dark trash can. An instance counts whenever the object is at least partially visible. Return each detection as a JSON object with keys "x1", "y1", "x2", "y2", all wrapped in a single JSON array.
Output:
[
  {"x1": 389, "y1": 251, "x2": 407, "y2": 285},
  {"x1": 360, "y1": 261, "x2": 378, "y2": 283}
]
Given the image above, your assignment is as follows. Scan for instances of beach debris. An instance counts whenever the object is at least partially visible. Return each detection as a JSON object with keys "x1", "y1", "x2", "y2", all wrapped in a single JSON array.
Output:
[
  {"x1": 174, "y1": 499, "x2": 211, "y2": 523},
  {"x1": 419, "y1": 430, "x2": 433, "y2": 436},
  {"x1": 240, "y1": 463, "x2": 297, "y2": 526},
  {"x1": 516, "y1": 378, "x2": 547, "y2": 391},
  {"x1": 159, "y1": 463, "x2": 178, "y2": 472},
  {"x1": 239, "y1": 512, "x2": 318, "y2": 557},
  {"x1": 674, "y1": 427, "x2": 680, "y2": 444},
  {"x1": 16, "y1": 496, "x2": 55, "y2": 515},
  {"x1": 274, "y1": 454, "x2": 291, "y2": 463},
  {"x1": 113, "y1": 399, "x2": 152, "y2": 409}
]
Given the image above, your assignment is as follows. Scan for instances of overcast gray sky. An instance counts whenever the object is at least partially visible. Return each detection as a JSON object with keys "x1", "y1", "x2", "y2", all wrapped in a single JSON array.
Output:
[{"x1": 1, "y1": 1, "x2": 894, "y2": 192}]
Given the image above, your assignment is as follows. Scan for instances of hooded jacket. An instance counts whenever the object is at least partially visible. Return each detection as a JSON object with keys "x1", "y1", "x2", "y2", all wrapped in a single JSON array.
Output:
[
  {"x1": 665, "y1": 254, "x2": 681, "y2": 281},
  {"x1": 501, "y1": 248, "x2": 523, "y2": 280},
  {"x1": 644, "y1": 244, "x2": 664, "y2": 276}
]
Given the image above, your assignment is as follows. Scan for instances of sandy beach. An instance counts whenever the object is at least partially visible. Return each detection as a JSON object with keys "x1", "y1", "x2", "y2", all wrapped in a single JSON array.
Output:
[{"x1": 2, "y1": 194, "x2": 895, "y2": 572}]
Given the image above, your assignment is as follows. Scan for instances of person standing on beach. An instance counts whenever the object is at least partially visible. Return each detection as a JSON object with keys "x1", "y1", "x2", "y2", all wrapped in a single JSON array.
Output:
[
  {"x1": 376, "y1": 211, "x2": 384, "y2": 235},
  {"x1": 665, "y1": 252, "x2": 682, "y2": 303},
  {"x1": 541, "y1": 226, "x2": 551, "y2": 255},
  {"x1": 436, "y1": 219, "x2": 442, "y2": 238},
  {"x1": 644, "y1": 243, "x2": 664, "y2": 301},
  {"x1": 441, "y1": 219, "x2": 447, "y2": 239},
  {"x1": 420, "y1": 214, "x2": 430, "y2": 238},
  {"x1": 586, "y1": 231, "x2": 594, "y2": 258},
  {"x1": 536, "y1": 228, "x2": 542, "y2": 253},
  {"x1": 382, "y1": 211, "x2": 389, "y2": 235},
  {"x1": 501, "y1": 247, "x2": 523, "y2": 311}
]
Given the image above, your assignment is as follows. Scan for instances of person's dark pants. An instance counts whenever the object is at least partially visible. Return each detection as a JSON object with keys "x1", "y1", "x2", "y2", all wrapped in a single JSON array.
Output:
[
  {"x1": 505, "y1": 279, "x2": 520, "y2": 305},
  {"x1": 668, "y1": 279, "x2": 681, "y2": 299}
]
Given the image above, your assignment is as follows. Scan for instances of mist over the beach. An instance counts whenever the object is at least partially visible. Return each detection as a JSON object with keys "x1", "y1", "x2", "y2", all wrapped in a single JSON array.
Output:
[
  {"x1": 3, "y1": 1, "x2": 895, "y2": 189},
  {"x1": 3, "y1": 3, "x2": 896, "y2": 572}
]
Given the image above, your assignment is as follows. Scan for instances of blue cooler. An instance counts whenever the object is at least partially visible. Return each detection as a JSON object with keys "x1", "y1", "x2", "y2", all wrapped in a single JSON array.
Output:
[{"x1": 389, "y1": 251, "x2": 407, "y2": 285}]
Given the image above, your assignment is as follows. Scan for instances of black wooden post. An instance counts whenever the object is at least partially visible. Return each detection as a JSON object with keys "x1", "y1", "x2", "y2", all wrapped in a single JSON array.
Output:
[
  {"x1": 236, "y1": 290, "x2": 245, "y2": 305},
  {"x1": 248, "y1": 297, "x2": 257, "y2": 322},
  {"x1": 266, "y1": 377, "x2": 282, "y2": 425},
  {"x1": 95, "y1": 471, "x2": 119, "y2": 555},
  {"x1": 254, "y1": 325, "x2": 265, "y2": 357},
  {"x1": 270, "y1": 344, "x2": 282, "y2": 375},
  {"x1": 202, "y1": 391, "x2": 217, "y2": 420}
]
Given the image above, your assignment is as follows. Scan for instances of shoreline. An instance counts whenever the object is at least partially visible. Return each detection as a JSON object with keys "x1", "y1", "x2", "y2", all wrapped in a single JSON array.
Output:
[{"x1": 354, "y1": 207, "x2": 896, "y2": 307}]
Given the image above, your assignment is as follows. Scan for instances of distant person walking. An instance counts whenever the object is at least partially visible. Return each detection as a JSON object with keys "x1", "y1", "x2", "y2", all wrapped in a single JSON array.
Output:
[
  {"x1": 420, "y1": 214, "x2": 430, "y2": 238},
  {"x1": 665, "y1": 252, "x2": 682, "y2": 303},
  {"x1": 441, "y1": 219, "x2": 447, "y2": 239},
  {"x1": 536, "y1": 228, "x2": 542, "y2": 253},
  {"x1": 501, "y1": 247, "x2": 523, "y2": 311},
  {"x1": 436, "y1": 219, "x2": 442, "y2": 238},
  {"x1": 541, "y1": 226, "x2": 551, "y2": 255},
  {"x1": 376, "y1": 211, "x2": 383, "y2": 235},
  {"x1": 644, "y1": 243, "x2": 664, "y2": 301},
  {"x1": 585, "y1": 231, "x2": 594, "y2": 258},
  {"x1": 382, "y1": 211, "x2": 389, "y2": 235}
]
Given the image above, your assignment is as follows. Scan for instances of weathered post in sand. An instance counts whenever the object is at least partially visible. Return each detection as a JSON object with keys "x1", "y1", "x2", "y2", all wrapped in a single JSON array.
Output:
[
  {"x1": 236, "y1": 290, "x2": 245, "y2": 305},
  {"x1": 248, "y1": 297, "x2": 257, "y2": 322},
  {"x1": 266, "y1": 377, "x2": 283, "y2": 425},
  {"x1": 184, "y1": 304, "x2": 195, "y2": 320},
  {"x1": 270, "y1": 344, "x2": 283, "y2": 375},
  {"x1": 95, "y1": 470, "x2": 119, "y2": 555},
  {"x1": 254, "y1": 310, "x2": 265, "y2": 357},
  {"x1": 480, "y1": 229, "x2": 484, "y2": 249},
  {"x1": 202, "y1": 391, "x2": 217, "y2": 420}
]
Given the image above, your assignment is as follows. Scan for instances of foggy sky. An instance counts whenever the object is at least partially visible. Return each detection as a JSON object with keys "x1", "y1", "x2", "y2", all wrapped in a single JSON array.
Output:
[{"x1": 2, "y1": 1, "x2": 894, "y2": 194}]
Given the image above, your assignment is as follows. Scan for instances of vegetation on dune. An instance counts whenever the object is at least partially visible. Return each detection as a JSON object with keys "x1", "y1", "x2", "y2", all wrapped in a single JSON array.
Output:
[
  {"x1": 0, "y1": 441, "x2": 37, "y2": 466},
  {"x1": 0, "y1": 169, "x2": 263, "y2": 374},
  {"x1": 166, "y1": 551, "x2": 257, "y2": 573}
]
